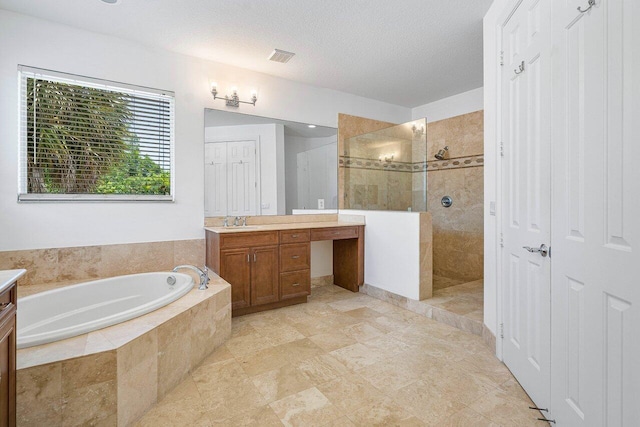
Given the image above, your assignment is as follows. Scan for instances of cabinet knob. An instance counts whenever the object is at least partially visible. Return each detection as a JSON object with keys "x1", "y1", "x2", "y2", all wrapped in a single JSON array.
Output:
[
  {"x1": 292, "y1": 255, "x2": 300, "y2": 259},
  {"x1": 0, "y1": 302, "x2": 11, "y2": 313},
  {"x1": 291, "y1": 234, "x2": 298, "y2": 238},
  {"x1": 291, "y1": 283, "x2": 301, "y2": 287}
]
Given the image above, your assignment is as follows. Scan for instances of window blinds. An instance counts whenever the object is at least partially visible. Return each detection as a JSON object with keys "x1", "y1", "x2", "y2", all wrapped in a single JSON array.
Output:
[{"x1": 18, "y1": 66, "x2": 174, "y2": 201}]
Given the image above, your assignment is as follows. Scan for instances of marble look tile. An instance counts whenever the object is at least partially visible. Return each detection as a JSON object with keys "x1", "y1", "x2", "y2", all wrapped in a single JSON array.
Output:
[
  {"x1": 317, "y1": 373, "x2": 384, "y2": 414},
  {"x1": 356, "y1": 358, "x2": 419, "y2": 392},
  {"x1": 307, "y1": 331, "x2": 357, "y2": 352},
  {"x1": 295, "y1": 354, "x2": 350, "y2": 385},
  {"x1": 16, "y1": 363, "x2": 63, "y2": 426},
  {"x1": 329, "y1": 343, "x2": 386, "y2": 371},
  {"x1": 269, "y1": 387, "x2": 343, "y2": 427},
  {"x1": 157, "y1": 310, "x2": 192, "y2": 400},
  {"x1": 192, "y1": 359, "x2": 266, "y2": 422},
  {"x1": 393, "y1": 379, "x2": 466, "y2": 424},
  {"x1": 251, "y1": 364, "x2": 314, "y2": 403},
  {"x1": 347, "y1": 398, "x2": 424, "y2": 426},
  {"x1": 437, "y1": 407, "x2": 499, "y2": 427},
  {"x1": 469, "y1": 387, "x2": 541, "y2": 426},
  {"x1": 117, "y1": 330, "x2": 159, "y2": 426},
  {"x1": 210, "y1": 405, "x2": 283, "y2": 427},
  {"x1": 173, "y1": 239, "x2": 205, "y2": 267},
  {"x1": 134, "y1": 378, "x2": 211, "y2": 427},
  {"x1": 340, "y1": 321, "x2": 385, "y2": 342},
  {"x1": 61, "y1": 379, "x2": 117, "y2": 426}
]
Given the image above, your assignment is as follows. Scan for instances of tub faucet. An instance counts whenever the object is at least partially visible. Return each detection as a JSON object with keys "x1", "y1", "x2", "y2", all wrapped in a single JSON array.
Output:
[{"x1": 172, "y1": 265, "x2": 209, "y2": 290}]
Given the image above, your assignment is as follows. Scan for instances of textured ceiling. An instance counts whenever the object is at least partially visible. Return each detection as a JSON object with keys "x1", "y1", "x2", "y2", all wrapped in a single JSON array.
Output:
[{"x1": 0, "y1": 0, "x2": 492, "y2": 107}]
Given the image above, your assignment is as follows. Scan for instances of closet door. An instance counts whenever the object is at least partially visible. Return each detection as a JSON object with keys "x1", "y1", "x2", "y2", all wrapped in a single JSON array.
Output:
[
  {"x1": 551, "y1": 0, "x2": 640, "y2": 425},
  {"x1": 500, "y1": 0, "x2": 552, "y2": 410}
]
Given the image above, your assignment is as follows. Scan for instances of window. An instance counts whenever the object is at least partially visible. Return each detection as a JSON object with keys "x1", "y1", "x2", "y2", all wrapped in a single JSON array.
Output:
[{"x1": 18, "y1": 66, "x2": 174, "y2": 201}]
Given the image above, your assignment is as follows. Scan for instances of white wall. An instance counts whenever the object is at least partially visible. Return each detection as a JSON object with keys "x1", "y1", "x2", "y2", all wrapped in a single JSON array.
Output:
[
  {"x1": 482, "y1": 0, "x2": 510, "y2": 342},
  {"x1": 205, "y1": 124, "x2": 285, "y2": 215},
  {"x1": 341, "y1": 210, "x2": 422, "y2": 300},
  {"x1": 0, "y1": 10, "x2": 410, "y2": 251},
  {"x1": 411, "y1": 87, "x2": 484, "y2": 122},
  {"x1": 285, "y1": 135, "x2": 336, "y2": 214}
]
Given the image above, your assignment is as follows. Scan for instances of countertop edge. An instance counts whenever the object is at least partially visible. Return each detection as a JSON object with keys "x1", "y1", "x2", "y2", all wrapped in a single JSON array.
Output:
[
  {"x1": 204, "y1": 221, "x2": 365, "y2": 234},
  {"x1": 0, "y1": 269, "x2": 26, "y2": 293}
]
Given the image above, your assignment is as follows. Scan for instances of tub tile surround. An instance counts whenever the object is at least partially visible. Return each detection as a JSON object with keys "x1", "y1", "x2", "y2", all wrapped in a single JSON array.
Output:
[
  {"x1": 136, "y1": 285, "x2": 539, "y2": 426},
  {"x1": 0, "y1": 238, "x2": 205, "y2": 292},
  {"x1": 16, "y1": 278, "x2": 231, "y2": 426}
]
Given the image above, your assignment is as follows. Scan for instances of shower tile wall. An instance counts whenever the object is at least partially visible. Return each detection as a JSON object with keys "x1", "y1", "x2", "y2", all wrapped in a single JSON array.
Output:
[
  {"x1": 339, "y1": 115, "x2": 427, "y2": 211},
  {"x1": 337, "y1": 113, "x2": 397, "y2": 210},
  {"x1": 427, "y1": 111, "x2": 484, "y2": 285}
]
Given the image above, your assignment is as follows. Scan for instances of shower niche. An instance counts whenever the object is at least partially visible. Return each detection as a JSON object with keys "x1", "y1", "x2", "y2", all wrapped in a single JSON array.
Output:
[{"x1": 342, "y1": 118, "x2": 427, "y2": 211}]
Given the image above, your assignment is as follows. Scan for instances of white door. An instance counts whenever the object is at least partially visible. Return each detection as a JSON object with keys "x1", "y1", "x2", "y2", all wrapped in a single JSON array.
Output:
[
  {"x1": 204, "y1": 143, "x2": 227, "y2": 217},
  {"x1": 227, "y1": 140, "x2": 257, "y2": 217},
  {"x1": 500, "y1": 0, "x2": 552, "y2": 411},
  {"x1": 551, "y1": 0, "x2": 640, "y2": 425}
]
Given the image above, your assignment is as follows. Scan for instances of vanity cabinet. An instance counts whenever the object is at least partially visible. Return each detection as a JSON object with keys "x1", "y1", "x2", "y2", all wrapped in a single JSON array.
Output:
[
  {"x1": 0, "y1": 280, "x2": 17, "y2": 427},
  {"x1": 206, "y1": 223, "x2": 364, "y2": 316},
  {"x1": 211, "y1": 231, "x2": 281, "y2": 312}
]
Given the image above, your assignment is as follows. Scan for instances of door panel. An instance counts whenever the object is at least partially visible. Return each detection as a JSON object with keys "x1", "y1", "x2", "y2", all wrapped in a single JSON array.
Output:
[
  {"x1": 251, "y1": 246, "x2": 279, "y2": 306},
  {"x1": 501, "y1": 0, "x2": 551, "y2": 410},
  {"x1": 204, "y1": 143, "x2": 227, "y2": 217},
  {"x1": 227, "y1": 140, "x2": 257, "y2": 217},
  {"x1": 551, "y1": 0, "x2": 640, "y2": 425},
  {"x1": 220, "y1": 248, "x2": 251, "y2": 310}
]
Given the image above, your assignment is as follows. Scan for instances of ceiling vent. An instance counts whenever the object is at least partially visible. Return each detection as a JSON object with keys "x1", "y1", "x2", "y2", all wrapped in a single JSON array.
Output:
[{"x1": 268, "y1": 49, "x2": 295, "y2": 64}]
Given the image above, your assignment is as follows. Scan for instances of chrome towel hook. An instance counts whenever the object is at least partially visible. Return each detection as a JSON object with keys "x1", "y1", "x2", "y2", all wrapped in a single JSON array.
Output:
[
  {"x1": 577, "y1": 0, "x2": 595, "y2": 13},
  {"x1": 514, "y1": 61, "x2": 525, "y2": 75}
]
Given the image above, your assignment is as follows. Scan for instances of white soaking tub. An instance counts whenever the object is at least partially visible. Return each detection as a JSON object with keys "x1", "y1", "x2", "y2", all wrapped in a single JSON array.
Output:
[{"x1": 17, "y1": 272, "x2": 194, "y2": 349}]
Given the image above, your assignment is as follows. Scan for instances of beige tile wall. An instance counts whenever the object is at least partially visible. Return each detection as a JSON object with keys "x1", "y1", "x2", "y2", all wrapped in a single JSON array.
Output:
[
  {"x1": 426, "y1": 111, "x2": 484, "y2": 283},
  {"x1": 0, "y1": 239, "x2": 205, "y2": 290}
]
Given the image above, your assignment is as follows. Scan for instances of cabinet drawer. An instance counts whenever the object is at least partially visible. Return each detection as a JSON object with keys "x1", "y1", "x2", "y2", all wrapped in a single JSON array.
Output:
[
  {"x1": 279, "y1": 229, "x2": 310, "y2": 244},
  {"x1": 280, "y1": 243, "x2": 310, "y2": 272},
  {"x1": 0, "y1": 284, "x2": 15, "y2": 324},
  {"x1": 310, "y1": 226, "x2": 358, "y2": 241},
  {"x1": 219, "y1": 231, "x2": 278, "y2": 249},
  {"x1": 280, "y1": 270, "x2": 310, "y2": 300}
]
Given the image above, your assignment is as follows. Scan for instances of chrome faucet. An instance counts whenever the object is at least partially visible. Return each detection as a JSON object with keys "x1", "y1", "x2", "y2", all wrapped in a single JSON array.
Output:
[
  {"x1": 223, "y1": 217, "x2": 229, "y2": 227},
  {"x1": 234, "y1": 216, "x2": 241, "y2": 226},
  {"x1": 242, "y1": 216, "x2": 247, "y2": 227},
  {"x1": 172, "y1": 265, "x2": 209, "y2": 290}
]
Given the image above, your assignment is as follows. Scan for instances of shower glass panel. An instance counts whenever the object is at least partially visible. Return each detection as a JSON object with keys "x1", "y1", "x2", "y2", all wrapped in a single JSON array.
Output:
[{"x1": 343, "y1": 119, "x2": 427, "y2": 211}]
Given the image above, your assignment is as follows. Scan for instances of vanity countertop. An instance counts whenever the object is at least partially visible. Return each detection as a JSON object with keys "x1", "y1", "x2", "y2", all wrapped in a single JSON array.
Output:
[
  {"x1": 205, "y1": 220, "x2": 365, "y2": 234},
  {"x1": 0, "y1": 269, "x2": 26, "y2": 293}
]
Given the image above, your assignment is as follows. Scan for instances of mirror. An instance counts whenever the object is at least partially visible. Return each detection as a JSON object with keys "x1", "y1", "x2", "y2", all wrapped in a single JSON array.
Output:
[{"x1": 204, "y1": 109, "x2": 338, "y2": 217}]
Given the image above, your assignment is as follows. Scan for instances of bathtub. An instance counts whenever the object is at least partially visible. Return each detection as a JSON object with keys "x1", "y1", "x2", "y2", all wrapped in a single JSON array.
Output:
[{"x1": 17, "y1": 272, "x2": 194, "y2": 349}]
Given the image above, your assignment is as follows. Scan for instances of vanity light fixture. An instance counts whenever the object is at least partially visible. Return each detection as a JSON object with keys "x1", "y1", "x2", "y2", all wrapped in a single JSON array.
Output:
[
  {"x1": 210, "y1": 83, "x2": 257, "y2": 108},
  {"x1": 308, "y1": 125, "x2": 316, "y2": 128},
  {"x1": 412, "y1": 123, "x2": 425, "y2": 136}
]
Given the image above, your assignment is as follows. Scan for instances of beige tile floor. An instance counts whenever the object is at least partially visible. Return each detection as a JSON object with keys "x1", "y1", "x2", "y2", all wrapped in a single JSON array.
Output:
[
  {"x1": 136, "y1": 284, "x2": 542, "y2": 427},
  {"x1": 430, "y1": 279, "x2": 484, "y2": 323}
]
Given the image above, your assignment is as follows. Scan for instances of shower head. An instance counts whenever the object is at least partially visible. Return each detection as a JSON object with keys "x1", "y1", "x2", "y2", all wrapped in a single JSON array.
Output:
[{"x1": 435, "y1": 146, "x2": 449, "y2": 160}]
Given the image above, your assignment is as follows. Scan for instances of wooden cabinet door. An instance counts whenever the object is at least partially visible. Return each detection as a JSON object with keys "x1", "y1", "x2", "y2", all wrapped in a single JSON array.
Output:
[
  {"x1": 0, "y1": 314, "x2": 16, "y2": 427},
  {"x1": 220, "y1": 248, "x2": 251, "y2": 310},
  {"x1": 251, "y1": 246, "x2": 279, "y2": 306}
]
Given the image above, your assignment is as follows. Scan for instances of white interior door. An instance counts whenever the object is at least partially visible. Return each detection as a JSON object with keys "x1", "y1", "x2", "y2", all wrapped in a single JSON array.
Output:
[
  {"x1": 204, "y1": 143, "x2": 227, "y2": 216},
  {"x1": 227, "y1": 140, "x2": 257, "y2": 217},
  {"x1": 500, "y1": 0, "x2": 552, "y2": 411},
  {"x1": 551, "y1": 0, "x2": 640, "y2": 425}
]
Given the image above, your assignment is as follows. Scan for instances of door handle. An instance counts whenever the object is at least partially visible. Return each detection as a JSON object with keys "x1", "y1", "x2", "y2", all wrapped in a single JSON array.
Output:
[{"x1": 523, "y1": 244, "x2": 549, "y2": 258}]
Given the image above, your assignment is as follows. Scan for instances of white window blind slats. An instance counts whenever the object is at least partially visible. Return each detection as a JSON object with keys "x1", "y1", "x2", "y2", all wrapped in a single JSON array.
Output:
[{"x1": 18, "y1": 66, "x2": 175, "y2": 201}]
